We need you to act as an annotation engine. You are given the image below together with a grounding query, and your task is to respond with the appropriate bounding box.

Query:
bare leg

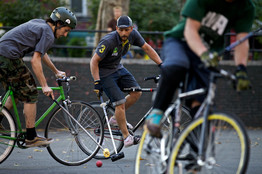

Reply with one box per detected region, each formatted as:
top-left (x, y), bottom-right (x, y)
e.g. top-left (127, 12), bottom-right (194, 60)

top-left (4, 96), bottom-right (17, 110)
top-left (125, 91), bottom-right (142, 110)
top-left (111, 91), bottom-right (141, 121)
top-left (114, 103), bottom-right (129, 139)
top-left (23, 103), bottom-right (36, 128)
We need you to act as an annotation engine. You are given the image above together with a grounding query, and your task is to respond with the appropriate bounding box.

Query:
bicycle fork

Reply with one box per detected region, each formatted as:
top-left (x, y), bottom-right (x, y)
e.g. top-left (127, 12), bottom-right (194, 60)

top-left (197, 80), bottom-right (217, 168)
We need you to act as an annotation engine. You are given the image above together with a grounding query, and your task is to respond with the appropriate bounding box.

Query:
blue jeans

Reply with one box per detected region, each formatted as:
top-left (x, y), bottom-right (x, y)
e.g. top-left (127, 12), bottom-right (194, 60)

top-left (153, 38), bottom-right (210, 110)
top-left (100, 68), bottom-right (140, 106)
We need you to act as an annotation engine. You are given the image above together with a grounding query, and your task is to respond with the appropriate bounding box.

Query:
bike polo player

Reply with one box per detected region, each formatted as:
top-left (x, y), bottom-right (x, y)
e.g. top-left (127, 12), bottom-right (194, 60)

top-left (0, 7), bottom-right (77, 147)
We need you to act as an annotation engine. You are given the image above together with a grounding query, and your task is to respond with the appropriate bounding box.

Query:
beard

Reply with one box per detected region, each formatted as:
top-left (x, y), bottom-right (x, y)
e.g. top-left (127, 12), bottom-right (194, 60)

top-left (121, 36), bottom-right (128, 41)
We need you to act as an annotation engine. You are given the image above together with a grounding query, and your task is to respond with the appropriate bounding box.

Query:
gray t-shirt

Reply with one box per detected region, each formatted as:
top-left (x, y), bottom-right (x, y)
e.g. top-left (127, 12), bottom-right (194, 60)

top-left (95, 29), bottom-right (145, 78)
top-left (0, 19), bottom-right (54, 59)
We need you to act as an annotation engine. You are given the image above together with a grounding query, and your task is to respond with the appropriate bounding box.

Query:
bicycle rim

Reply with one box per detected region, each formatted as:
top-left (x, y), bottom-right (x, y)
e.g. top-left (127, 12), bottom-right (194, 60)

top-left (0, 107), bottom-right (16, 164)
top-left (168, 113), bottom-right (249, 174)
top-left (89, 101), bottom-right (124, 159)
top-left (135, 115), bottom-right (173, 174)
top-left (46, 101), bottom-right (103, 166)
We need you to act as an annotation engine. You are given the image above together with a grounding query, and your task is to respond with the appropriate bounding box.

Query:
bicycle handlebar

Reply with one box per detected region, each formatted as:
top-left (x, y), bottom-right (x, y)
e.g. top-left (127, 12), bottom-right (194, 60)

top-left (57, 76), bottom-right (77, 82)
top-left (56, 76), bottom-right (77, 86)
top-left (219, 69), bottom-right (236, 81)
top-left (144, 75), bottom-right (160, 84)
top-left (122, 87), bottom-right (156, 92)
top-left (122, 75), bottom-right (160, 92)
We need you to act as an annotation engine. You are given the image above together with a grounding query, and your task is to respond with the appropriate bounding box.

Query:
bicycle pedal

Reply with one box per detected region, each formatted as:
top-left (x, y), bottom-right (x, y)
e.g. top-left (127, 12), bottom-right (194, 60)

top-left (133, 135), bottom-right (141, 144)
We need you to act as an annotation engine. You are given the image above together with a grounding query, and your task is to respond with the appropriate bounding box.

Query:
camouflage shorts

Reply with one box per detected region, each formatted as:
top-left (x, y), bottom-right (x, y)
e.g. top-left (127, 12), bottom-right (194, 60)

top-left (0, 56), bottom-right (38, 103)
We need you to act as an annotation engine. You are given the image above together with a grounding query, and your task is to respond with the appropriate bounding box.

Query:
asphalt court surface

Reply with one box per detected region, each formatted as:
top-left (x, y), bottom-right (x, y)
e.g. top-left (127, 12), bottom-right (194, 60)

top-left (0, 129), bottom-right (262, 174)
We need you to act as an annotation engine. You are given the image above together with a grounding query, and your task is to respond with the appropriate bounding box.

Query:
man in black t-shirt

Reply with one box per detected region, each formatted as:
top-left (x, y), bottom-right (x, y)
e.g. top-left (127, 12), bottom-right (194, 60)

top-left (90, 16), bottom-right (162, 147)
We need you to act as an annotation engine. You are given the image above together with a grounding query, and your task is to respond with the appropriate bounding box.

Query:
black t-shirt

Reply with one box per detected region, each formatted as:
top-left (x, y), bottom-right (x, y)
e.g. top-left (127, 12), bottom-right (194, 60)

top-left (95, 29), bottom-right (145, 77)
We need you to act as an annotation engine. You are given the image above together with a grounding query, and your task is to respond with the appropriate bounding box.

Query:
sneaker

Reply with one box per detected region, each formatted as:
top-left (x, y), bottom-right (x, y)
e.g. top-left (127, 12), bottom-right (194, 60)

top-left (109, 117), bottom-right (133, 129)
top-left (145, 109), bottom-right (163, 138)
top-left (25, 135), bottom-right (54, 148)
top-left (124, 134), bottom-right (141, 148)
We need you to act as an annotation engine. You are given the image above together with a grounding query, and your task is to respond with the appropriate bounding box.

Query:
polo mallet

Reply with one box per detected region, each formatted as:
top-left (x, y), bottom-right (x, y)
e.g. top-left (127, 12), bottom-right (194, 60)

top-left (100, 96), bottom-right (125, 162)
top-left (201, 27), bottom-right (262, 69)
top-left (220, 26), bottom-right (262, 57)
top-left (50, 92), bottom-right (111, 158)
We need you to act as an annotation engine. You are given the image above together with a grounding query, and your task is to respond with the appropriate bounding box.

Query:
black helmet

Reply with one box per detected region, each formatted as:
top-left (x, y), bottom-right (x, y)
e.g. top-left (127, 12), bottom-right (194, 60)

top-left (50, 7), bottom-right (77, 29)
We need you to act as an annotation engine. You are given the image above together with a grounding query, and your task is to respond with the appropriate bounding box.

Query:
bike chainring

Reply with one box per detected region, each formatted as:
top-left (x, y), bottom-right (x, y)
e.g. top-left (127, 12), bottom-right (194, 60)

top-left (17, 133), bottom-right (27, 149)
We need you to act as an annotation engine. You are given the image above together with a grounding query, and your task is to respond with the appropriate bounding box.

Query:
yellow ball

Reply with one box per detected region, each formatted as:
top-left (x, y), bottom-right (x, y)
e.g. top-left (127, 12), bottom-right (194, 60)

top-left (103, 148), bottom-right (110, 158)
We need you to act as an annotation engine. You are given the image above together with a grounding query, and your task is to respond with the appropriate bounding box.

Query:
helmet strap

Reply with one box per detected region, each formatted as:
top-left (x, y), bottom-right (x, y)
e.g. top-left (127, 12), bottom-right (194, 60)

top-left (54, 21), bottom-right (67, 38)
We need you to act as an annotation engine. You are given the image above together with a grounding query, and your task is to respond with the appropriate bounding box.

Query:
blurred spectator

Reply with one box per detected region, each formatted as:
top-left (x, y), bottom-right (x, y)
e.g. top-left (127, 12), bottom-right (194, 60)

top-left (107, 6), bottom-right (122, 32)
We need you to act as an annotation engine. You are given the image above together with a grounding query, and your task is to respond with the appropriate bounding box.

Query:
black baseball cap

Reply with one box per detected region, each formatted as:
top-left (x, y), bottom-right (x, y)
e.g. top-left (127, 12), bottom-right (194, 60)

top-left (117, 16), bottom-right (133, 28)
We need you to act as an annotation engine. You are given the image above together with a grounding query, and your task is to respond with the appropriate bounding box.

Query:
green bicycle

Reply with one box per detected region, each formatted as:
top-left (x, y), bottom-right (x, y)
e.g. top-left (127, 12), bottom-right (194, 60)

top-left (0, 76), bottom-right (105, 166)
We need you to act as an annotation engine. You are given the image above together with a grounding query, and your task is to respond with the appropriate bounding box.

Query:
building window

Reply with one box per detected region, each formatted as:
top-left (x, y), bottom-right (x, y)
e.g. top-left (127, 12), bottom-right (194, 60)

top-left (71, 0), bottom-right (87, 17)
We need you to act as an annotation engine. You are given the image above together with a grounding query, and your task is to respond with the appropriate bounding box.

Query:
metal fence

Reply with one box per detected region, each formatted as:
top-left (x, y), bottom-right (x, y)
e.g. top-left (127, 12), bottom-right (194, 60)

top-left (1, 26), bottom-right (262, 59)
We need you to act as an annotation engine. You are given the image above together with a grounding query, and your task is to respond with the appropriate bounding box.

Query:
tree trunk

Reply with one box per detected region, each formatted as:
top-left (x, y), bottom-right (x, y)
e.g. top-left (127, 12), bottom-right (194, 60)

top-left (94, 0), bottom-right (130, 47)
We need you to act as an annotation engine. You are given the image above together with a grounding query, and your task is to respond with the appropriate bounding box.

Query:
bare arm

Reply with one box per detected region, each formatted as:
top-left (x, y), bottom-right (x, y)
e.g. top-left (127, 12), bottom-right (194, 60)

top-left (184, 18), bottom-right (208, 57)
top-left (234, 33), bottom-right (249, 66)
top-left (31, 52), bottom-right (54, 99)
top-left (90, 53), bottom-right (102, 81)
top-left (42, 53), bottom-right (66, 77)
top-left (141, 43), bottom-right (162, 65)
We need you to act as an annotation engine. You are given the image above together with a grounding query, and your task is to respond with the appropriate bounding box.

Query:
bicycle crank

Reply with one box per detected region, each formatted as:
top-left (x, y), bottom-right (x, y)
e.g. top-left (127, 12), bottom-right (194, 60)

top-left (17, 133), bottom-right (27, 149)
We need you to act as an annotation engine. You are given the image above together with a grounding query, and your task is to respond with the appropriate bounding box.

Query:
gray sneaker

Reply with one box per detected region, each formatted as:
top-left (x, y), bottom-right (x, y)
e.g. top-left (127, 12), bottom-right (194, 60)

top-left (109, 117), bottom-right (133, 129)
top-left (25, 135), bottom-right (53, 148)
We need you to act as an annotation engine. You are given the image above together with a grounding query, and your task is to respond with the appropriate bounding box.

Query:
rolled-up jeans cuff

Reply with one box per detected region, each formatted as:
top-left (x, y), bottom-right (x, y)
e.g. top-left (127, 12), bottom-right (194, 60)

top-left (112, 99), bottom-right (126, 107)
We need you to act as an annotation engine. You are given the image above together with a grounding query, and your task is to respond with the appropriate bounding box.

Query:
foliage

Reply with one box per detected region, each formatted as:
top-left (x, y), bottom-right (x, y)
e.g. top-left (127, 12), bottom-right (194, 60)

top-left (252, 0), bottom-right (262, 46)
top-left (87, 0), bottom-right (183, 31)
top-left (88, 0), bottom-right (100, 30)
top-left (129, 0), bottom-right (183, 31)
top-left (0, 0), bottom-right (65, 27)
top-left (66, 38), bottom-right (87, 57)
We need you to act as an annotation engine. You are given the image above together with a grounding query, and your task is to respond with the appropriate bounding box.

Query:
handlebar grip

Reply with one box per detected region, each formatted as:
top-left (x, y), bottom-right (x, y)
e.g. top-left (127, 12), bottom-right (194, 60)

top-left (144, 75), bottom-right (160, 83)
top-left (69, 76), bottom-right (77, 81)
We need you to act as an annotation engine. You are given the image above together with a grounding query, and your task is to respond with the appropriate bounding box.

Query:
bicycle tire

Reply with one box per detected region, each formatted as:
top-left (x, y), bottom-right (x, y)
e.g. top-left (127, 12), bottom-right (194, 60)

top-left (0, 106), bottom-right (16, 164)
top-left (45, 100), bottom-right (104, 166)
top-left (89, 101), bottom-right (124, 159)
top-left (135, 106), bottom-right (191, 174)
top-left (168, 112), bottom-right (249, 174)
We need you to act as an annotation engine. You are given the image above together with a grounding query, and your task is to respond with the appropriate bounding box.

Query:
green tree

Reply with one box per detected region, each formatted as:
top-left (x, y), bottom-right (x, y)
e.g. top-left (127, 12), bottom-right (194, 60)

top-left (129, 0), bottom-right (183, 31)
top-left (0, 0), bottom-right (65, 27)
top-left (88, 0), bottom-right (183, 32)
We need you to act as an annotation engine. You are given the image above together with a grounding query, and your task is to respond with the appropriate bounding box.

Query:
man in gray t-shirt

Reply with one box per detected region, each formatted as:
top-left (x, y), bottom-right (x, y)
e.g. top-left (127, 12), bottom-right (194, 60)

top-left (90, 16), bottom-right (162, 148)
top-left (0, 7), bottom-right (77, 148)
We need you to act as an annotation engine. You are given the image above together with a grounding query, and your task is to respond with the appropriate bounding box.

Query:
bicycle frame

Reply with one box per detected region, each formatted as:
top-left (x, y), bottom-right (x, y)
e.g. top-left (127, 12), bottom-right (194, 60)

top-left (172, 69), bottom-right (236, 165)
top-left (0, 81), bottom-right (67, 141)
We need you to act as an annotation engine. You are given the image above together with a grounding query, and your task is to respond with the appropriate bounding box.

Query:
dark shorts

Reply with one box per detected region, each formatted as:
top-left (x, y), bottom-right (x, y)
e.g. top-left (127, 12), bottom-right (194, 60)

top-left (0, 56), bottom-right (38, 103)
top-left (101, 68), bottom-right (140, 106)
top-left (161, 38), bottom-right (210, 104)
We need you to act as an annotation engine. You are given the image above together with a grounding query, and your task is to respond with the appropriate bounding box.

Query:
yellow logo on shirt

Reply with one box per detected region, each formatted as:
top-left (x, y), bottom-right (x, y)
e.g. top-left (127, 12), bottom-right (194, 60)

top-left (99, 45), bottom-right (106, 53)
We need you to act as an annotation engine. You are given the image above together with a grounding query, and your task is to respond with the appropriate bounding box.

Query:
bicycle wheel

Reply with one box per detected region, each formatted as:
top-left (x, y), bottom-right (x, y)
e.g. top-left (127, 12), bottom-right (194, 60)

top-left (135, 106), bottom-right (192, 174)
top-left (0, 106), bottom-right (16, 164)
top-left (168, 112), bottom-right (249, 174)
top-left (89, 101), bottom-right (124, 159)
top-left (135, 115), bottom-right (174, 174)
top-left (45, 100), bottom-right (104, 166)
